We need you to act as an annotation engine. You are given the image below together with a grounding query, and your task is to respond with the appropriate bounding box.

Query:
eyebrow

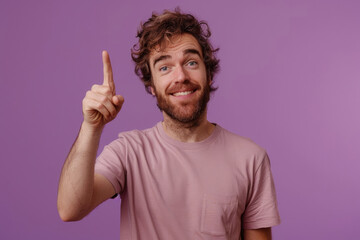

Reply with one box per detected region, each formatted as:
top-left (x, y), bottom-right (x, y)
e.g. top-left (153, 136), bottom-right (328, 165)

top-left (184, 48), bottom-right (202, 58)
top-left (152, 48), bottom-right (202, 68)
top-left (153, 55), bottom-right (171, 68)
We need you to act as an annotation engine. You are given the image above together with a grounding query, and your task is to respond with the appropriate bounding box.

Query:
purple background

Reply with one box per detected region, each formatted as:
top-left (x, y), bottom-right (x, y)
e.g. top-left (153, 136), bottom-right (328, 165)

top-left (1, 0), bottom-right (359, 239)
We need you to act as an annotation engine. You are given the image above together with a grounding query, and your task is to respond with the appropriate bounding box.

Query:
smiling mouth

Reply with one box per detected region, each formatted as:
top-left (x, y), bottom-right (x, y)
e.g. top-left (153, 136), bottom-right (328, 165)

top-left (172, 90), bottom-right (196, 96)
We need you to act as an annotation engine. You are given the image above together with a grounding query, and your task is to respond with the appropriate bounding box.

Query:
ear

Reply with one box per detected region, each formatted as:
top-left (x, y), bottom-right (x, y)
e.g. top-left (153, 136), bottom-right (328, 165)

top-left (150, 86), bottom-right (156, 96)
top-left (207, 70), bottom-right (212, 86)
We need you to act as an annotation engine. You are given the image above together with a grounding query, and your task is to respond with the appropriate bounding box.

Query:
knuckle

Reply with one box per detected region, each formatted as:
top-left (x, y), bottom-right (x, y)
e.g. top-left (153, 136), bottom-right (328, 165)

top-left (91, 84), bottom-right (100, 91)
top-left (104, 88), bottom-right (112, 95)
top-left (85, 90), bottom-right (92, 97)
top-left (95, 102), bottom-right (103, 110)
top-left (100, 96), bottom-right (108, 104)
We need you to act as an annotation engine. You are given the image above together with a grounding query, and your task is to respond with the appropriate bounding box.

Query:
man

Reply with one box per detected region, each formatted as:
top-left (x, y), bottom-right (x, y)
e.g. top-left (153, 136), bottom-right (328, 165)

top-left (57, 9), bottom-right (280, 240)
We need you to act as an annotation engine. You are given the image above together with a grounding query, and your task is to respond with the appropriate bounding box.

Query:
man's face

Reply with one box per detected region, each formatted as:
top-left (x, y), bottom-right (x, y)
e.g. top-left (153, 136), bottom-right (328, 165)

top-left (149, 34), bottom-right (210, 124)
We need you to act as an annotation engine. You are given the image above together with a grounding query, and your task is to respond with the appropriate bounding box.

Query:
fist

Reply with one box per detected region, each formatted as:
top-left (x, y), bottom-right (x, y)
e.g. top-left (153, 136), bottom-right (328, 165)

top-left (82, 51), bottom-right (124, 129)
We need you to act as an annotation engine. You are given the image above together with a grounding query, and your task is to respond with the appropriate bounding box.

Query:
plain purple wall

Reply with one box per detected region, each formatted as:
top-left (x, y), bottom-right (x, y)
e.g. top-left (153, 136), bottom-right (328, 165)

top-left (1, 0), bottom-right (359, 239)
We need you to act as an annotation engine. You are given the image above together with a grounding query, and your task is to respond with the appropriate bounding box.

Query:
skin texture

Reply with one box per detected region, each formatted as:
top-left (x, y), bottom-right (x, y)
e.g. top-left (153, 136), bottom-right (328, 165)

top-left (149, 34), bottom-right (215, 142)
top-left (57, 37), bottom-right (272, 239)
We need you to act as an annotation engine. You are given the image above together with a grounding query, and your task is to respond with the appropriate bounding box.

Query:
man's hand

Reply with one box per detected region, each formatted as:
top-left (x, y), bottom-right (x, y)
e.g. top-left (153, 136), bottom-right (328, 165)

top-left (82, 50), bottom-right (124, 130)
top-left (57, 51), bottom-right (122, 221)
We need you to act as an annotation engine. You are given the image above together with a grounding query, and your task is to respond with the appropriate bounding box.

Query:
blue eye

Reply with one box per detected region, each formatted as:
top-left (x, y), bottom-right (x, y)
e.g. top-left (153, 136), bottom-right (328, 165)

top-left (188, 61), bottom-right (197, 66)
top-left (160, 66), bottom-right (168, 71)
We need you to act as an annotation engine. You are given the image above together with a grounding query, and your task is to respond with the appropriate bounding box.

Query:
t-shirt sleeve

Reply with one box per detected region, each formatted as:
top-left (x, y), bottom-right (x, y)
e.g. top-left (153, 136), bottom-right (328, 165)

top-left (95, 137), bottom-right (127, 194)
top-left (242, 153), bottom-right (281, 229)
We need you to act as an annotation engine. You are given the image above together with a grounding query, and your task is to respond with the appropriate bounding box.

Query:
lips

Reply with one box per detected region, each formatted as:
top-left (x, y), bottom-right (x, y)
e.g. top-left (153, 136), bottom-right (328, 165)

top-left (172, 90), bottom-right (196, 96)
top-left (168, 82), bottom-right (200, 97)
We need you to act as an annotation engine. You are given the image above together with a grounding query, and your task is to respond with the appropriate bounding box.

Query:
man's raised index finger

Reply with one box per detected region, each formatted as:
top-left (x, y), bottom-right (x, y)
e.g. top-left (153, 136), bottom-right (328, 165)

top-left (102, 50), bottom-right (115, 93)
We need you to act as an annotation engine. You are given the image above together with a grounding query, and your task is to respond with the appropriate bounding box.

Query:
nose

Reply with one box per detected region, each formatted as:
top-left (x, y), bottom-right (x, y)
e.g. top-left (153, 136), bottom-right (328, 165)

top-left (174, 65), bottom-right (187, 83)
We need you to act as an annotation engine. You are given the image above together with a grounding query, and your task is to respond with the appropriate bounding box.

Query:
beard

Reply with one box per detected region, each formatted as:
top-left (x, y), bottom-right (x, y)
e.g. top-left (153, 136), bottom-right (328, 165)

top-left (154, 82), bottom-right (210, 124)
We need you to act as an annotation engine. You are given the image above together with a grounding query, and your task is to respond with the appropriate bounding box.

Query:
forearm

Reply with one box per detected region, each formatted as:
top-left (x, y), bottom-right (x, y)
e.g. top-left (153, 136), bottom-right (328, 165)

top-left (57, 122), bottom-right (103, 221)
top-left (57, 51), bottom-right (123, 221)
top-left (243, 228), bottom-right (272, 240)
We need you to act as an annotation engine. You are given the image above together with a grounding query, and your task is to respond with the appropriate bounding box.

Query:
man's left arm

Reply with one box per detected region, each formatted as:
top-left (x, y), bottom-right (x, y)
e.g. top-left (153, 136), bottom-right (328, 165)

top-left (243, 228), bottom-right (272, 240)
top-left (241, 152), bottom-right (280, 238)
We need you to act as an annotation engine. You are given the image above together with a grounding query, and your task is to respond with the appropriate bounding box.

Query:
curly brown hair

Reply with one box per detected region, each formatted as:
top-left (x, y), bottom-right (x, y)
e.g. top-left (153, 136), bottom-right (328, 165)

top-left (131, 8), bottom-right (220, 94)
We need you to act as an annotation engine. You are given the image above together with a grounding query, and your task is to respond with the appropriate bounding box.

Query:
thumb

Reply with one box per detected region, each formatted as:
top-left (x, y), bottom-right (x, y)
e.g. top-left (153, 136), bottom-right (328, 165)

top-left (112, 95), bottom-right (124, 111)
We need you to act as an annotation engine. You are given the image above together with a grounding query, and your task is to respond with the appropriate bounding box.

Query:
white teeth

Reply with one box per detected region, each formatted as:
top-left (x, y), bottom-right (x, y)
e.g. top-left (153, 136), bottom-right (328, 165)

top-left (173, 91), bottom-right (193, 96)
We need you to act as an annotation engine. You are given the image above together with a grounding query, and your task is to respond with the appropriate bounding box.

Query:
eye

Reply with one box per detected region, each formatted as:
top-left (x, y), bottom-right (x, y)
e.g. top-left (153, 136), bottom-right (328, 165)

top-left (159, 66), bottom-right (168, 72)
top-left (187, 61), bottom-right (198, 67)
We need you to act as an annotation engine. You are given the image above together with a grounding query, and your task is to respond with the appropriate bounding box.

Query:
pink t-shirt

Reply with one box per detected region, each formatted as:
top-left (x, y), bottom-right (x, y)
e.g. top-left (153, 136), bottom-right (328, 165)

top-left (95, 122), bottom-right (280, 239)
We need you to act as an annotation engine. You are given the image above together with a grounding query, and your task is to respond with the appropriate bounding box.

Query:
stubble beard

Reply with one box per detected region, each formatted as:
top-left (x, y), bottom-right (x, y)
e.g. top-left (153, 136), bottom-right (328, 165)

top-left (154, 83), bottom-right (211, 126)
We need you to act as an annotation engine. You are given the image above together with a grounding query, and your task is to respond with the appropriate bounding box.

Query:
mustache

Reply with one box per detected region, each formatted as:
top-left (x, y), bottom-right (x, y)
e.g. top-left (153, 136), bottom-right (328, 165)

top-left (166, 81), bottom-right (201, 94)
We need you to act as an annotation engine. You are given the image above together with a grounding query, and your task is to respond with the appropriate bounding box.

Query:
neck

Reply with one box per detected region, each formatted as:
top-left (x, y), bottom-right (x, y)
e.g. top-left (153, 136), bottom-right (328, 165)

top-left (161, 110), bottom-right (215, 142)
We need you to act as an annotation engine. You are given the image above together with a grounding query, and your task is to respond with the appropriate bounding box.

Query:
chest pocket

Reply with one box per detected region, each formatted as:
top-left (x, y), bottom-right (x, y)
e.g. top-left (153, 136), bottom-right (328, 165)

top-left (200, 194), bottom-right (240, 237)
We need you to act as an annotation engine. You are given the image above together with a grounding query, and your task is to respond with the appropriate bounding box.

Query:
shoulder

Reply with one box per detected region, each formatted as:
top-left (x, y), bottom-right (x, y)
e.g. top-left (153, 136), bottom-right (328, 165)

top-left (101, 124), bottom-right (159, 157)
top-left (216, 126), bottom-right (269, 172)
top-left (218, 126), bottom-right (267, 156)
top-left (118, 124), bottom-right (157, 141)
top-left (105, 123), bottom-right (160, 149)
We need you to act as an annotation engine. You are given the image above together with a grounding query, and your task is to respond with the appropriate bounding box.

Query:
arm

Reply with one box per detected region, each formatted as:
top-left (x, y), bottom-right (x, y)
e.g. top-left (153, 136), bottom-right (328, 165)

top-left (57, 51), bottom-right (124, 221)
top-left (242, 153), bottom-right (280, 239)
top-left (243, 228), bottom-right (272, 240)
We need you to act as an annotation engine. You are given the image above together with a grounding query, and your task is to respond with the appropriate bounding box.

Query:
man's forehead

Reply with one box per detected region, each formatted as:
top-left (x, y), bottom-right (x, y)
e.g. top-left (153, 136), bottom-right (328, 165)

top-left (149, 34), bottom-right (202, 59)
